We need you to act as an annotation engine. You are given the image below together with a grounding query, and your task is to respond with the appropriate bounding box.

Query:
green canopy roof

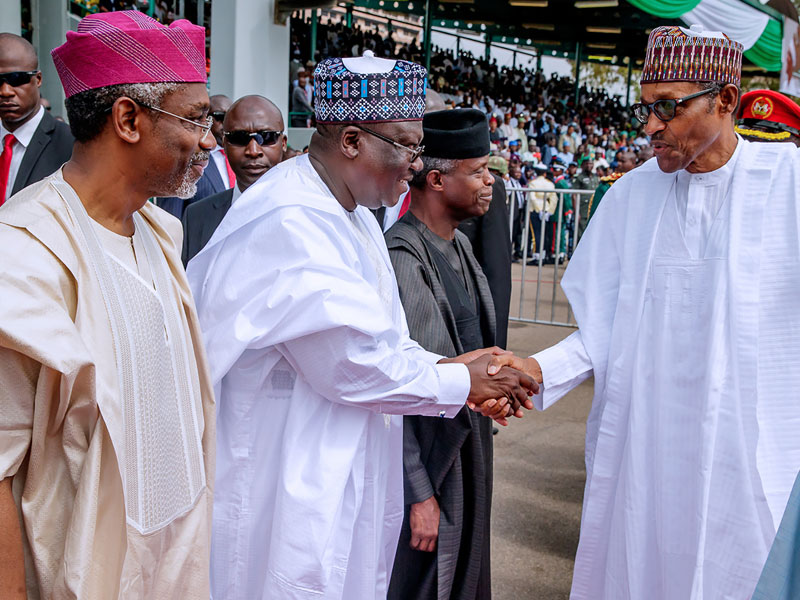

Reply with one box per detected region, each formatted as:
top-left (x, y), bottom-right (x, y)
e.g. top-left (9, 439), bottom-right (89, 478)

top-left (347, 0), bottom-right (787, 72)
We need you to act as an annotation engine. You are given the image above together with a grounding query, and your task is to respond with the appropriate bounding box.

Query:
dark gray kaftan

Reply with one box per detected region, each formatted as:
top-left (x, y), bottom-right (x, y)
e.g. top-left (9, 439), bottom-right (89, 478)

top-left (386, 211), bottom-right (496, 600)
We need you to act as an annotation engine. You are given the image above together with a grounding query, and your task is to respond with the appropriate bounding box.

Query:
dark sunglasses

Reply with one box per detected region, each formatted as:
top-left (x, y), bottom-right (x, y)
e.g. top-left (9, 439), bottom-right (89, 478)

top-left (210, 110), bottom-right (226, 122)
top-left (631, 88), bottom-right (715, 125)
top-left (0, 70), bottom-right (39, 87)
top-left (224, 130), bottom-right (283, 147)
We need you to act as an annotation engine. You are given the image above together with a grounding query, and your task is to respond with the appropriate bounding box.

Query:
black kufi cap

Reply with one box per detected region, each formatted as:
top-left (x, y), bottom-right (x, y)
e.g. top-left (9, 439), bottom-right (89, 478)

top-left (422, 108), bottom-right (490, 160)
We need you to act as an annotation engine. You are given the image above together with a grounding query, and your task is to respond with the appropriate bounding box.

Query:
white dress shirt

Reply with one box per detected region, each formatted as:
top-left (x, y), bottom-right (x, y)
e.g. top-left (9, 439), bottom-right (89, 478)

top-left (381, 190), bottom-right (406, 232)
top-left (1, 105), bottom-right (45, 199)
top-left (210, 147), bottom-right (232, 189)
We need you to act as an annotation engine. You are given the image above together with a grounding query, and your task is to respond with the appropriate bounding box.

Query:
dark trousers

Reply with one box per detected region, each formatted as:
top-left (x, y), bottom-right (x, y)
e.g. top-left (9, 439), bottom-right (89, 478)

top-left (512, 202), bottom-right (525, 257)
top-left (528, 212), bottom-right (553, 257)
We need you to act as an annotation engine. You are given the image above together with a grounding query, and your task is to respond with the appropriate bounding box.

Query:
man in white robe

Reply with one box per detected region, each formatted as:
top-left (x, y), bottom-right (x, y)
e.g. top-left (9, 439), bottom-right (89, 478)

top-left (0, 12), bottom-right (216, 599)
top-left (188, 53), bottom-right (536, 600)
top-left (495, 25), bottom-right (800, 600)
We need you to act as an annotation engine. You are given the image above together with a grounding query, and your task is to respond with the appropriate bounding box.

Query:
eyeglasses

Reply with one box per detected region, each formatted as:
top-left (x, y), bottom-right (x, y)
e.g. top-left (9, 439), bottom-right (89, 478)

top-left (133, 100), bottom-right (213, 142)
top-left (354, 125), bottom-right (425, 163)
top-left (631, 88), bottom-right (715, 125)
top-left (0, 70), bottom-right (39, 87)
top-left (210, 110), bottom-right (226, 122)
top-left (224, 130), bottom-right (284, 147)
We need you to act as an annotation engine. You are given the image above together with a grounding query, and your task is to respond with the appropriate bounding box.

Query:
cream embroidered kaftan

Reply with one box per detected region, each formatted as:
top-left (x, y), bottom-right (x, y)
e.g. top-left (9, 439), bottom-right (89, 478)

top-left (0, 171), bottom-right (215, 599)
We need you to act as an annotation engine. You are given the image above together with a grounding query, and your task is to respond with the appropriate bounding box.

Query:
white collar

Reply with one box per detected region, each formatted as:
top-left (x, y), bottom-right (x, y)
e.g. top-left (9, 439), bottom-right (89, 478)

top-left (232, 184), bottom-right (243, 204)
top-left (678, 135), bottom-right (743, 185)
top-left (0, 105), bottom-right (45, 148)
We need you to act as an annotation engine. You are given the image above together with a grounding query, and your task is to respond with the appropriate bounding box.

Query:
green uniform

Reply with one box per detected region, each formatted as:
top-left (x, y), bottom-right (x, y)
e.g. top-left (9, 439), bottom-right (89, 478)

top-left (553, 176), bottom-right (573, 254)
top-left (573, 171), bottom-right (599, 238)
top-left (587, 172), bottom-right (623, 222)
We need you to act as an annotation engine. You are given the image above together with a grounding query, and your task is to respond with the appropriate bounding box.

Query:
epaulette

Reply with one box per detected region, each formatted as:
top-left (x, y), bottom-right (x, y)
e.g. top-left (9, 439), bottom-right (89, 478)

top-left (734, 125), bottom-right (793, 141)
top-left (600, 172), bottom-right (624, 183)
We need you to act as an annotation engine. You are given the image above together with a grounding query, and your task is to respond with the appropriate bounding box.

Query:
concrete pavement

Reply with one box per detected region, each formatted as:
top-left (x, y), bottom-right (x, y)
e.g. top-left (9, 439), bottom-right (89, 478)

top-left (490, 262), bottom-right (593, 600)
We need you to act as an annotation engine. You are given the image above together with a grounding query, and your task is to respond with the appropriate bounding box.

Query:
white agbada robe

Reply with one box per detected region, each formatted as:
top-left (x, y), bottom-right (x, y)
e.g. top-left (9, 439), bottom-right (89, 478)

top-left (187, 154), bottom-right (471, 600)
top-left (531, 139), bottom-right (800, 599)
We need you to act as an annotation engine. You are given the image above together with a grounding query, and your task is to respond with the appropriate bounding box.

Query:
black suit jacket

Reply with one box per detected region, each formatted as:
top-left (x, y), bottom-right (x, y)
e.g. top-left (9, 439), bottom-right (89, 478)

top-left (158, 159), bottom-right (227, 219)
top-left (457, 176), bottom-right (513, 348)
top-left (11, 111), bottom-right (74, 195)
top-left (181, 187), bottom-right (234, 266)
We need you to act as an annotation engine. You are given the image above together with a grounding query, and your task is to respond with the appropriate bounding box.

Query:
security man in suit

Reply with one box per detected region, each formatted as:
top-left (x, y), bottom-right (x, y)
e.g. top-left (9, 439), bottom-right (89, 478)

top-left (0, 34), bottom-right (73, 205)
top-left (181, 94), bottom-right (286, 265)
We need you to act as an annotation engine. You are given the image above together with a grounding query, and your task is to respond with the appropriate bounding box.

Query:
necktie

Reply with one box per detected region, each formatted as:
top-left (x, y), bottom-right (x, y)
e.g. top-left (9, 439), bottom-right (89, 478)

top-left (220, 149), bottom-right (236, 189)
top-left (0, 134), bottom-right (16, 206)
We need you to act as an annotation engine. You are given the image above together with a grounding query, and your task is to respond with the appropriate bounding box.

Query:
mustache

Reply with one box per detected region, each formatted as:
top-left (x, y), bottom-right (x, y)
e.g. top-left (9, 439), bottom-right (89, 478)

top-left (191, 151), bottom-right (210, 162)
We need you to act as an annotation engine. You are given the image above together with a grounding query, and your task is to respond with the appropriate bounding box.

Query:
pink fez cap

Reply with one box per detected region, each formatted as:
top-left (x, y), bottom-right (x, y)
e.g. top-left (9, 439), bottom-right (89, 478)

top-left (51, 11), bottom-right (206, 99)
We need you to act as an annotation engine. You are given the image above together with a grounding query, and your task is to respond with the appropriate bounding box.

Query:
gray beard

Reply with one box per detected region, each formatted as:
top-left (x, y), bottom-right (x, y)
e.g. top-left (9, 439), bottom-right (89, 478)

top-left (169, 151), bottom-right (208, 199)
top-left (173, 167), bottom-right (199, 199)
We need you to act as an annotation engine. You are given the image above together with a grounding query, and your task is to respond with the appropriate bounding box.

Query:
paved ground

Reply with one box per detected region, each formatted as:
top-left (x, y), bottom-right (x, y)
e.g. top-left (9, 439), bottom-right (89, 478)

top-left (490, 263), bottom-right (593, 600)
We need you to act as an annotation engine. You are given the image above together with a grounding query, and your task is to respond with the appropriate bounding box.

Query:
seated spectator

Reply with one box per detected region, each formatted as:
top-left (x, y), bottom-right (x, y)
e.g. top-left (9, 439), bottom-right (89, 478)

top-left (556, 139), bottom-right (573, 165)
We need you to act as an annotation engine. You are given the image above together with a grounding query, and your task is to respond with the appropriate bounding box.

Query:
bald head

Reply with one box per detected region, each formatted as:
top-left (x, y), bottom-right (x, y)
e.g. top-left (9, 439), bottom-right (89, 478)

top-left (209, 94), bottom-right (232, 145)
top-left (222, 95), bottom-right (286, 191)
top-left (224, 95), bottom-right (284, 132)
top-left (425, 89), bottom-right (446, 114)
top-left (0, 34), bottom-right (42, 130)
top-left (210, 94), bottom-right (231, 108)
top-left (615, 150), bottom-right (637, 173)
top-left (637, 146), bottom-right (654, 164)
top-left (0, 34), bottom-right (38, 70)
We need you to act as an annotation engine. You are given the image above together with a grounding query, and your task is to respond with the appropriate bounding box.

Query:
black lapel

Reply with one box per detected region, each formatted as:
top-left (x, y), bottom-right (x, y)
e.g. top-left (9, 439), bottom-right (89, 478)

top-left (12, 111), bottom-right (55, 195)
top-left (371, 206), bottom-right (386, 229)
top-left (212, 188), bottom-right (234, 210)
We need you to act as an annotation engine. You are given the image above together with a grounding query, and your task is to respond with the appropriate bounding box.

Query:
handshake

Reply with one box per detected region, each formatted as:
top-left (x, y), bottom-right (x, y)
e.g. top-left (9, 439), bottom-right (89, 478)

top-left (439, 348), bottom-right (543, 426)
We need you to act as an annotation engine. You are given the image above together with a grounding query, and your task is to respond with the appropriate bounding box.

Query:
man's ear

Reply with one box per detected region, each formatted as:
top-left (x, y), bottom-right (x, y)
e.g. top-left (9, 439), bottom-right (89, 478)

top-left (110, 97), bottom-right (143, 144)
top-left (426, 169), bottom-right (445, 192)
top-left (718, 84), bottom-right (740, 118)
top-left (340, 126), bottom-right (361, 160)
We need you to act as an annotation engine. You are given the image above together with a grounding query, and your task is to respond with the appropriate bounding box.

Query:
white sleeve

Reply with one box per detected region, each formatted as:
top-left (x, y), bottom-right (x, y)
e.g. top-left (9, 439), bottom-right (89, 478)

top-left (529, 330), bottom-right (593, 410)
top-left (191, 206), bottom-right (469, 418)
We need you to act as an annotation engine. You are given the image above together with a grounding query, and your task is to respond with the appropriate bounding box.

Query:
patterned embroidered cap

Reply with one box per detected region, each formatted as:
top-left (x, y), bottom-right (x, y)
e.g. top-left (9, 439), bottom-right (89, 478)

top-left (640, 24), bottom-right (743, 87)
top-left (313, 50), bottom-right (427, 124)
top-left (51, 10), bottom-right (206, 99)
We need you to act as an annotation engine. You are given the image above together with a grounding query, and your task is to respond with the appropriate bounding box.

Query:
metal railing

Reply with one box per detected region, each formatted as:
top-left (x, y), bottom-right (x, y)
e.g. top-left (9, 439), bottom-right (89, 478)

top-left (505, 186), bottom-right (595, 328)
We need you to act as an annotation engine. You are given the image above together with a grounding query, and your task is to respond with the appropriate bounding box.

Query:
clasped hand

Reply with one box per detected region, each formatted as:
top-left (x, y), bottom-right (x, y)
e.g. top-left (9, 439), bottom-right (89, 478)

top-left (440, 348), bottom-right (543, 426)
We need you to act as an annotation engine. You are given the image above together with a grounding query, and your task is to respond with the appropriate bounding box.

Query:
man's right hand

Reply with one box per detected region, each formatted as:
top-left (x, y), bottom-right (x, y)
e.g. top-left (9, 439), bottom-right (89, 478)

top-left (465, 354), bottom-right (538, 423)
top-left (0, 477), bottom-right (27, 599)
top-left (409, 495), bottom-right (440, 552)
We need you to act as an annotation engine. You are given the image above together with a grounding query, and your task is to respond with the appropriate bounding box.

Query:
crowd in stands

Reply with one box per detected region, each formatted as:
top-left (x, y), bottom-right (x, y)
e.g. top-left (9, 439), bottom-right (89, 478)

top-left (289, 13), bottom-right (653, 178)
top-left (289, 13), bottom-right (655, 264)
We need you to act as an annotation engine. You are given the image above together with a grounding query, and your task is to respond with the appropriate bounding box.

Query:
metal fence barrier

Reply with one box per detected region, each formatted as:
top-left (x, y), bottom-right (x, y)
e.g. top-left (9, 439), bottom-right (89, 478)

top-left (505, 186), bottom-right (595, 328)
